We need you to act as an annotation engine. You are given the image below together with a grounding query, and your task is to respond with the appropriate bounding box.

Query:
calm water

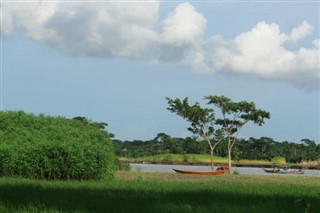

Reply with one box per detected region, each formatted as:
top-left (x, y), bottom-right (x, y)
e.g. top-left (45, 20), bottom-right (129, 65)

top-left (130, 163), bottom-right (320, 176)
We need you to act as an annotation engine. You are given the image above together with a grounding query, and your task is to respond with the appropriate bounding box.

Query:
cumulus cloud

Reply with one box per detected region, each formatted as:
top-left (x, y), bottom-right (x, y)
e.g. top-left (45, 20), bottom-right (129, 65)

top-left (1, 1), bottom-right (319, 90)
top-left (1, 1), bottom-right (159, 58)
top-left (157, 3), bottom-right (206, 63)
top-left (160, 3), bottom-right (206, 46)
top-left (202, 21), bottom-right (319, 89)
top-left (289, 21), bottom-right (313, 41)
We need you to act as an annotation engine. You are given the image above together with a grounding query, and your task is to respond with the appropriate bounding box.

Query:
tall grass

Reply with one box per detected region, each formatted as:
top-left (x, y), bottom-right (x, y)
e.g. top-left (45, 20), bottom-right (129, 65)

top-left (0, 173), bottom-right (319, 213)
top-left (0, 111), bottom-right (116, 180)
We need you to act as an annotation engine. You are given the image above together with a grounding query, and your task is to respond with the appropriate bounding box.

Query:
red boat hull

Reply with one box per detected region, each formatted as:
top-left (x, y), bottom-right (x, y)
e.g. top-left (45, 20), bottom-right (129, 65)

top-left (173, 168), bottom-right (227, 175)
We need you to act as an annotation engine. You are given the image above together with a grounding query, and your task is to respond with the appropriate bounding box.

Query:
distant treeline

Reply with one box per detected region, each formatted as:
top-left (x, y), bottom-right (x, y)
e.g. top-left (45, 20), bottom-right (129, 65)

top-left (112, 133), bottom-right (320, 163)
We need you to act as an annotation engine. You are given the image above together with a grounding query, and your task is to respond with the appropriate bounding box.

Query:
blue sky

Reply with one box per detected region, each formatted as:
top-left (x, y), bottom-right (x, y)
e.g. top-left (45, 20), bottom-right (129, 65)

top-left (1, 1), bottom-right (319, 143)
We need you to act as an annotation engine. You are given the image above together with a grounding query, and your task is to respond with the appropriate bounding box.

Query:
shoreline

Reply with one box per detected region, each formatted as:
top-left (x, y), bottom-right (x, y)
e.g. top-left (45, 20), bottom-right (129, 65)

top-left (128, 163), bottom-right (320, 176)
top-left (120, 160), bottom-right (320, 170)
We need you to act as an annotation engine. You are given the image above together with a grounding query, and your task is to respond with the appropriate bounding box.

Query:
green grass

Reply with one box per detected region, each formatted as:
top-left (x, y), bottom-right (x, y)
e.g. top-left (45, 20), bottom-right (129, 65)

top-left (120, 154), bottom-right (229, 165)
top-left (0, 172), bottom-right (319, 213)
top-left (119, 154), bottom-right (278, 167)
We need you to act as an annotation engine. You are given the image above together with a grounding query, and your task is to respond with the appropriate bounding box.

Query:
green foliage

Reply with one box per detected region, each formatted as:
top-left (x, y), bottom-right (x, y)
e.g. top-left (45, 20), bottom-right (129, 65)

top-left (0, 111), bottom-right (115, 180)
top-left (166, 95), bottom-right (271, 172)
top-left (166, 97), bottom-right (215, 136)
top-left (166, 97), bottom-right (223, 170)
top-left (272, 157), bottom-right (286, 165)
top-left (204, 95), bottom-right (270, 172)
top-left (113, 135), bottom-right (320, 166)
top-left (233, 170), bottom-right (240, 175)
top-left (205, 95), bottom-right (271, 127)
top-left (115, 159), bottom-right (131, 171)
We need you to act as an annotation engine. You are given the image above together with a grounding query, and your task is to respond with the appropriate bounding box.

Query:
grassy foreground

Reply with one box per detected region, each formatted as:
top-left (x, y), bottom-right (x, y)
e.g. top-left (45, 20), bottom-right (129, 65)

top-left (0, 172), bottom-right (319, 213)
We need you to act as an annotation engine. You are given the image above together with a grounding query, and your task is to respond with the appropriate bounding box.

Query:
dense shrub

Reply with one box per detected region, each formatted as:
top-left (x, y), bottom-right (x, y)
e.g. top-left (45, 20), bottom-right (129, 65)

top-left (0, 111), bottom-right (115, 180)
top-left (272, 157), bottom-right (286, 165)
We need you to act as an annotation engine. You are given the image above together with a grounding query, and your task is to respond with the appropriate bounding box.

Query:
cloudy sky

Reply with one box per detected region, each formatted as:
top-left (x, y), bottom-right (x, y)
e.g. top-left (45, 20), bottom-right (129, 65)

top-left (1, 0), bottom-right (319, 143)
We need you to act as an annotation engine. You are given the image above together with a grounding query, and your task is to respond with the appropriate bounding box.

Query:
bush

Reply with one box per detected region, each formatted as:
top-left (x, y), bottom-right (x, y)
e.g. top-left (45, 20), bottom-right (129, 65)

top-left (115, 159), bottom-right (131, 171)
top-left (272, 157), bottom-right (286, 165)
top-left (0, 111), bottom-right (115, 180)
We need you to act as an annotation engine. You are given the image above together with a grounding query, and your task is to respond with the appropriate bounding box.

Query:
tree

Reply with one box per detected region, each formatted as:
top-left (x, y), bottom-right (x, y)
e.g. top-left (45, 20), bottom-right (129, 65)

top-left (166, 97), bottom-right (223, 170)
top-left (301, 139), bottom-right (319, 161)
top-left (205, 95), bottom-right (270, 173)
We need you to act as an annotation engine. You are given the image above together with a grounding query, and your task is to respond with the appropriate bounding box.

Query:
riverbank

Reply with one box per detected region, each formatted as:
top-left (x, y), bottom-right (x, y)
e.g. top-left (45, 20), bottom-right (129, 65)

top-left (118, 154), bottom-right (320, 169)
top-left (129, 163), bottom-right (320, 176)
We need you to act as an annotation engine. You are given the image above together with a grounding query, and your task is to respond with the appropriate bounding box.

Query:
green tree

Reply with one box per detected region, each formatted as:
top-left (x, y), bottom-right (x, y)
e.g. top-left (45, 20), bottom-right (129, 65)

top-left (205, 95), bottom-right (270, 173)
top-left (301, 139), bottom-right (319, 161)
top-left (166, 97), bottom-right (223, 170)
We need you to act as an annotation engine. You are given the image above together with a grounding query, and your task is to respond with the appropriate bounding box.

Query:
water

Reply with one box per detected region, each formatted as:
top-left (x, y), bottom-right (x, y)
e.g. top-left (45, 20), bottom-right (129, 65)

top-left (130, 163), bottom-right (320, 176)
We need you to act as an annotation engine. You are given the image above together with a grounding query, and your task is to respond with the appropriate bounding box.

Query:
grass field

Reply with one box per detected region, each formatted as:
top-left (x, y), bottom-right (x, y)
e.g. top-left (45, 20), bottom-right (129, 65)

top-left (0, 172), bottom-right (319, 213)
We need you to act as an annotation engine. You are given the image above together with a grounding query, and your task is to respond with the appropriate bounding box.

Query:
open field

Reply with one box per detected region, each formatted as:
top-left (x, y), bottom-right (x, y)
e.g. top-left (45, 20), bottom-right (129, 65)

top-left (0, 172), bottom-right (319, 213)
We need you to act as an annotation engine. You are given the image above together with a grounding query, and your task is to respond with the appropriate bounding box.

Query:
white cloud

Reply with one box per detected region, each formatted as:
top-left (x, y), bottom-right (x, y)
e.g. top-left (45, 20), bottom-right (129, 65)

top-left (0, 2), bottom-right (59, 39)
top-left (1, 1), bottom-right (159, 58)
top-left (156, 3), bottom-right (207, 63)
top-left (0, 7), bottom-right (13, 37)
top-left (230, 22), bottom-right (295, 76)
top-left (1, 2), bottom-right (319, 90)
top-left (200, 21), bottom-right (319, 90)
top-left (160, 3), bottom-right (206, 46)
top-left (290, 21), bottom-right (313, 41)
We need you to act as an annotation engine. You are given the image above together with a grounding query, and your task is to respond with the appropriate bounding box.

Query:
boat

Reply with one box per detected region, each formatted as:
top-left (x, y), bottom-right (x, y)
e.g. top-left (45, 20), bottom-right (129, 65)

top-left (262, 168), bottom-right (305, 174)
top-left (173, 167), bottom-right (229, 175)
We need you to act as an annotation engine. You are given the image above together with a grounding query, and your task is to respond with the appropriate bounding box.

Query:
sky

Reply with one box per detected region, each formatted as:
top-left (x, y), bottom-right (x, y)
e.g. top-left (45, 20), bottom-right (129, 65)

top-left (0, 0), bottom-right (319, 143)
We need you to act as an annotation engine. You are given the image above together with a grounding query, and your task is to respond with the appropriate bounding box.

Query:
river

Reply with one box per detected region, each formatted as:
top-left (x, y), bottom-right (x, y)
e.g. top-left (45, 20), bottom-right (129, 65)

top-left (130, 163), bottom-right (320, 176)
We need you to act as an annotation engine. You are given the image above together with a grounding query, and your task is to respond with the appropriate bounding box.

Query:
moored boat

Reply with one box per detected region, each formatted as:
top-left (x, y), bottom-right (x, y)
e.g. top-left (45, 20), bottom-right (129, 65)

top-left (262, 168), bottom-right (305, 174)
top-left (173, 167), bottom-right (229, 175)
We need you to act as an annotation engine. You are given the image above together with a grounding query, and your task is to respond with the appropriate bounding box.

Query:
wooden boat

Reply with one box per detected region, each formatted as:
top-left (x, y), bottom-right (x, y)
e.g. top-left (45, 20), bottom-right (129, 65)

top-left (173, 167), bottom-right (229, 175)
top-left (262, 168), bottom-right (305, 174)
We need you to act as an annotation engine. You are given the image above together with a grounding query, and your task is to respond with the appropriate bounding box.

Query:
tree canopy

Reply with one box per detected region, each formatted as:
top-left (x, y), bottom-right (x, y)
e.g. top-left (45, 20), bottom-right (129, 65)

top-left (113, 134), bottom-right (319, 164)
top-left (166, 97), bottom-right (222, 170)
top-left (205, 95), bottom-right (270, 172)
top-left (165, 95), bottom-right (270, 173)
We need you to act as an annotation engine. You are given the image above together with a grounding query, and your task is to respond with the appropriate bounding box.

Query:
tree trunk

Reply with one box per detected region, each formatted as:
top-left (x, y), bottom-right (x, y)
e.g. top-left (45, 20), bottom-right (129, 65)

top-left (210, 148), bottom-right (214, 171)
top-left (203, 132), bottom-right (215, 171)
top-left (227, 137), bottom-right (232, 174)
top-left (228, 147), bottom-right (232, 174)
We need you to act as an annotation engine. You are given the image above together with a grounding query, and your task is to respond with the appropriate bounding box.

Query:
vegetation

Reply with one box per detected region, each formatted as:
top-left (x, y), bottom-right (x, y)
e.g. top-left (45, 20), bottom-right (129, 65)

top-left (0, 106), bottom-right (318, 213)
top-left (272, 157), bottom-right (287, 165)
top-left (119, 154), bottom-right (281, 167)
top-left (0, 111), bottom-right (116, 180)
top-left (0, 173), bottom-right (319, 213)
top-left (205, 95), bottom-right (270, 173)
top-left (113, 134), bottom-right (320, 168)
top-left (166, 95), bottom-right (270, 173)
top-left (119, 154), bottom-right (229, 165)
top-left (166, 97), bottom-right (221, 170)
